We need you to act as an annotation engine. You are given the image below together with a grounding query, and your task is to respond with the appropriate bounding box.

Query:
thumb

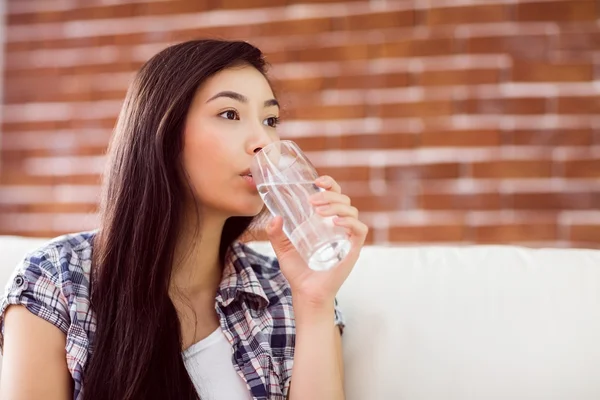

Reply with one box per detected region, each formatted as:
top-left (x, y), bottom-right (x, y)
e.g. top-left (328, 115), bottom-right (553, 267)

top-left (265, 216), bottom-right (296, 260)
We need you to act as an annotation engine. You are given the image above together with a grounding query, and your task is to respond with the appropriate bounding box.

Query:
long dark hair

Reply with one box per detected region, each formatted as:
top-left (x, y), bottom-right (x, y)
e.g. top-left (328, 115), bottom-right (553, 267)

top-left (83, 40), bottom-right (270, 400)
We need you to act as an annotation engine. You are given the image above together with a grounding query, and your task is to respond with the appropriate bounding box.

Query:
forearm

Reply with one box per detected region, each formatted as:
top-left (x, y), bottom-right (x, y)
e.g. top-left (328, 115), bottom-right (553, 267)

top-left (289, 301), bottom-right (344, 400)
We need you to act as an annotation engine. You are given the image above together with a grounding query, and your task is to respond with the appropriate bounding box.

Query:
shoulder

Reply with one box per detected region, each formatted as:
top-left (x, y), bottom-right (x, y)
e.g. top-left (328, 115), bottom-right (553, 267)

top-left (1, 230), bottom-right (96, 334)
top-left (236, 242), bottom-right (280, 275)
top-left (234, 242), bottom-right (291, 300)
top-left (0, 231), bottom-right (97, 385)
top-left (16, 230), bottom-right (96, 290)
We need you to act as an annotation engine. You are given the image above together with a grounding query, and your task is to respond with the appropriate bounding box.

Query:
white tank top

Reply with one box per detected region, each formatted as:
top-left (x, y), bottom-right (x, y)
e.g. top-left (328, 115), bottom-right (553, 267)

top-left (182, 327), bottom-right (253, 400)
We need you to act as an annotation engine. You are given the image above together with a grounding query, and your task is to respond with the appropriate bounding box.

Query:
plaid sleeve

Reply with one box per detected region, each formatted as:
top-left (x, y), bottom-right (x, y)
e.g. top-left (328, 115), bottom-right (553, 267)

top-left (0, 251), bottom-right (70, 354)
top-left (334, 297), bottom-right (345, 335)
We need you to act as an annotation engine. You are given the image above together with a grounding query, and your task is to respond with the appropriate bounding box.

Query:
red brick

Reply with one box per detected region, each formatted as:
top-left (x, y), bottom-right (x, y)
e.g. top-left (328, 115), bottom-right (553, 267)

top-left (418, 68), bottom-right (501, 86)
top-left (286, 43), bottom-right (372, 63)
top-left (0, 172), bottom-right (102, 186)
top-left (284, 137), bottom-right (331, 152)
top-left (324, 75), bottom-right (364, 90)
top-left (273, 77), bottom-right (325, 94)
top-left (315, 166), bottom-right (370, 182)
top-left (380, 72), bottom-right (411, 88)
top-left (512, 61), bottom-right (594, 82)
top-left (0, 228), bottom-right (66, 239)
top-left (563, 158), bottom-right (600, 178)
top-left (6, 62), bottom-right (139, 80)
top-left (323, 73), bottom-right (411, 90)
top-left (569, 225), bottom-right (600, 243)
top-left (217, 0), bottom-right (286, 9)
top-left (328, 75), bottom-right (372, 90)
top-left (2, 118), bottom-right (117, 133)
top-left (288, 104), bottom-right (367, 120)
top-left (557, 96), bottom-right (600, 114)
top-left (2, 146), bottom-right (105, 159)
top-left (502, 97), bottom-right (549, 114)
top-left (377, 100), bottom-right (454, 118)
top-left (6, 33), bottom-right (147, 53)
top-left (294, 74), bottom-right (400, 91)
top-left (462, 97), bottom-right (547, 115)
top-left (7, 5), bottom-right (134, 24)
top-left (340, 133), bottom-right (416, 149)
top-left (516, 1), bottom-right (597, 22)
top-left (557, 30), bottom-right (600, 52)
top-left (426, 4), bottom-right (508, 25)
top-left (351, 194), bottom-right (402, 212)
top-left (257, 17), bottom-right (332, 36)
top-left (334, 10), bottom-right (415, 30)
top-left (5, 84), bottom-right (125, 104)
top-left (420, 193), bottom-right (502, 210)
top-left (505, 129), bottom-right (593, 146)
top-left (386, 163), bottom-right (461, 181)
top-left (294, 0), bottom-right (364, 3)
top-left (380, 37), bottom-right (455, 58)
top-left (389, 224), bottom-right (466, 242)
top-left (472, 161), bottom-right (553, 178)
top-left (474, 223), bottom-right (558, 243)
top-left (141, 0), bottom-right (214, 14)
top-left (421, 129), bottom-right (502, 147)
top-left (0, 203), bottom-right (98, 214)
top-left (509, 192), bottom-right (598, 210)
top-left (466, 35), bottom-right (549, 60)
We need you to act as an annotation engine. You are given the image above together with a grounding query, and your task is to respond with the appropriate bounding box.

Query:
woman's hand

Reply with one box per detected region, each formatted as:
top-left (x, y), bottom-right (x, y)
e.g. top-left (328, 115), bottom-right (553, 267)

top-left (265, 175), bottom-right (369, 307)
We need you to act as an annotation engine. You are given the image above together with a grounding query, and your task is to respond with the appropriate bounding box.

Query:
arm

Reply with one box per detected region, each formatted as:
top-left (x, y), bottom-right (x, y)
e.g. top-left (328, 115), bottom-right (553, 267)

top-left (0, 306), bottom-right (71, 400)
top-left (266, 175), bottom-right (366, 400)
top-left (288, 301), bottom-right (345, 400)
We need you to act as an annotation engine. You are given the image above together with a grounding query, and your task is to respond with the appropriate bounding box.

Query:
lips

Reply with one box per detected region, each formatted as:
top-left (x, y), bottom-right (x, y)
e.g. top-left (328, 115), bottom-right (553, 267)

top-left (240, 169), bottom-right (255, 187)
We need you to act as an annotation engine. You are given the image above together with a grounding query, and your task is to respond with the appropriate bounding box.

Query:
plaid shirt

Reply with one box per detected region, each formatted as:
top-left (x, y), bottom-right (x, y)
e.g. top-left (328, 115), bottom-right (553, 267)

top-left (0, 231), bottom-right (344, 400)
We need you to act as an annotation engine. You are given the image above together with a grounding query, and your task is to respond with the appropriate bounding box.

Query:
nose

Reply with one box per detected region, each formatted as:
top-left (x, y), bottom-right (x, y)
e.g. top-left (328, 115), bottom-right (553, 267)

top-left (248, 125), bottom-right (274, 155)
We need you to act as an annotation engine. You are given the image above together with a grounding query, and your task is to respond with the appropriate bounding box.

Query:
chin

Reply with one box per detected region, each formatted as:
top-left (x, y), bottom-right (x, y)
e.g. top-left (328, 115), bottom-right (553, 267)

top-left (225, 200), bottom-right (265, 218)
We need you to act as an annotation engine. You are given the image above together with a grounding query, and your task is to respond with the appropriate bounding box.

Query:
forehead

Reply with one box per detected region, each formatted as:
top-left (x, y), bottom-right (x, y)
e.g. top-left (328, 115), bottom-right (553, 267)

top-left (195, 65), bottom-right (275, 102)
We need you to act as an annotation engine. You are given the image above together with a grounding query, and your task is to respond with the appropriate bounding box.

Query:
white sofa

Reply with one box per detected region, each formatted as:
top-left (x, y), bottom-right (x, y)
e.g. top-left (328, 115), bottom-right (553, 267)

top-left (2, 236), bottom-right (600, 399)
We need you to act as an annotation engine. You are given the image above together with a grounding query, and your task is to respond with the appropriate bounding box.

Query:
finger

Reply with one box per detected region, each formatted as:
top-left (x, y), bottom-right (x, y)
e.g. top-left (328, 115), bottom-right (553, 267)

top-left (309, 190), bottom-right (351, 206)
top-left (315, 175), bottom-right (341, 194)
top-left (265, 216), bottom-right (296, 259)
top-left (315, 203), bottom-right (359, 219)
top-left (333, 217), bottom-right (369, 244)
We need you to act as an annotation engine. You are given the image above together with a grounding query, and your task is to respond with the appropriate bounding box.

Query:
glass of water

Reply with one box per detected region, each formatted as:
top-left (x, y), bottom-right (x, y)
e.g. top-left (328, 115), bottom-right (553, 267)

top-left (250, 140), bottom-right (351, 271)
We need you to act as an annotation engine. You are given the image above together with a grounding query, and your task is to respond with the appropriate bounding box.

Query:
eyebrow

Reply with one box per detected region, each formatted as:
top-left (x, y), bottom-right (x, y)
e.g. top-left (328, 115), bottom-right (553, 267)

top-left (207, 90), bottom-right (279, 108)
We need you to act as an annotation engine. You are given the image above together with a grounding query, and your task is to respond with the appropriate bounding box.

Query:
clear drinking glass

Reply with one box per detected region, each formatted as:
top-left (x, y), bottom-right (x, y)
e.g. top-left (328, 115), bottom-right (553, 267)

top-left (250, 140), bottom-right (351, 271)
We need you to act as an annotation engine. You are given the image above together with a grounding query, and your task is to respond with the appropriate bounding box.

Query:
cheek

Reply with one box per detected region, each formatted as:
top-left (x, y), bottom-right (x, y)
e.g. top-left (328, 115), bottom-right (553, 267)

top-left (182, 126), bottom-right (232, 197)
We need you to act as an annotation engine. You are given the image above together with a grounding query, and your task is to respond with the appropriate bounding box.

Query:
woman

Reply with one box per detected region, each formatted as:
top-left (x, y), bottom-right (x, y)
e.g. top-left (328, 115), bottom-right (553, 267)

top-left (0, 40), bottom-right (368, 400)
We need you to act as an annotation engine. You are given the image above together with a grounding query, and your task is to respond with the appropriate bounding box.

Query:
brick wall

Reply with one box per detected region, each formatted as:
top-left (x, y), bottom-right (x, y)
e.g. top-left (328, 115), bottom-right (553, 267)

top-left (1, 0), bottom-right (599, 248)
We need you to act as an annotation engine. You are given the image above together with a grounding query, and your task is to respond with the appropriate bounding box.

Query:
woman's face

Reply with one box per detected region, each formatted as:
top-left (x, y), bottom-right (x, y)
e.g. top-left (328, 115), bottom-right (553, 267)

top-left (182, 65), bottom-right (280, 218)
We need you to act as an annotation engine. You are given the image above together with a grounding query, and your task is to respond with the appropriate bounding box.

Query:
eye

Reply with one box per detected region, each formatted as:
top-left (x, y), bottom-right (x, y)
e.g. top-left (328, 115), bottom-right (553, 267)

top-left (218, 110), bottom-right (239, 120)
top-left (264, 116), bottom-right (280, 128)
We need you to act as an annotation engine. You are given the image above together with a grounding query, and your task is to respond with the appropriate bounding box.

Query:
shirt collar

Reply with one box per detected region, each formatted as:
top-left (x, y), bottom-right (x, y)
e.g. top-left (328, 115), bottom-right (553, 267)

top-left (217, 241), bottom-right (269, 309)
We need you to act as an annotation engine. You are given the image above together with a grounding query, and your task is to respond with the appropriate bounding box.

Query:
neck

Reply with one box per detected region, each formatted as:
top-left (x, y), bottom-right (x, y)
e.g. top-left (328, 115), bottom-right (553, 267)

top-left (170, 209), bottom-right (227, 297)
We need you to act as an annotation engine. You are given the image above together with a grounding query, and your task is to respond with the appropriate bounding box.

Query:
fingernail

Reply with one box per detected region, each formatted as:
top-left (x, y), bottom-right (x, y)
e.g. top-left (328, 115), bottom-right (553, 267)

top-left (316, 205), bottom-right (329, 213)
top-left (316, 177), bottom-right (330, 186)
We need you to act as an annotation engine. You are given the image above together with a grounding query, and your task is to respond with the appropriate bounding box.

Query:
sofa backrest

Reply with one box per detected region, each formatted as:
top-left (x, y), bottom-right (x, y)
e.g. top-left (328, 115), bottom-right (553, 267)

top-left (249, 242), bottom-right (600, 400)
top-left (2, 237), bottom-right (600, 399)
